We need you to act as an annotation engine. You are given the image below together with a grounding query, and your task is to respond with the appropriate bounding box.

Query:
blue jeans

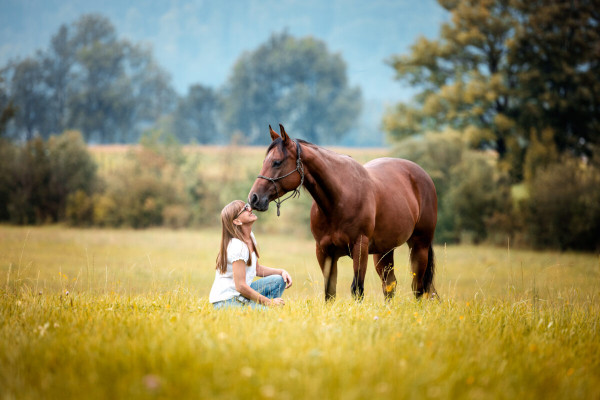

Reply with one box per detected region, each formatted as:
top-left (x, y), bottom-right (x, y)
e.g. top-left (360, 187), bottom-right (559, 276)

top-left (212, 275), bottom-right (286, 310)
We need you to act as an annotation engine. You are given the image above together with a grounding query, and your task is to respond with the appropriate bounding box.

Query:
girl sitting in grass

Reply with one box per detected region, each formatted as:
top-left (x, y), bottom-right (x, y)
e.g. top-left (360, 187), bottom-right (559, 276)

top-left (209, 200), bottom-right (293, 309)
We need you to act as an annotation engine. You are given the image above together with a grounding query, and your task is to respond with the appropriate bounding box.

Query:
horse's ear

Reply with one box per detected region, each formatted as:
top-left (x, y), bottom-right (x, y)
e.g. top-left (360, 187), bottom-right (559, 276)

top-left (279, 124), bottom-right (289, 143)
top-left (269, 125), bottom-right (280, 141)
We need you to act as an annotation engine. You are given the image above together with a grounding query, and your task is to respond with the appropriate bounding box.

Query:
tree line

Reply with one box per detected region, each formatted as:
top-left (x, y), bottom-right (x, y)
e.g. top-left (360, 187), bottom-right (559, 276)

top-left (1, 0), bottom-right (599, 251)
top-left (0, 14), bottom-right (362, 145)
top-left (384, 0), bottom-right (599, 182)
top-left (385, 0), bottom-right (600, 250)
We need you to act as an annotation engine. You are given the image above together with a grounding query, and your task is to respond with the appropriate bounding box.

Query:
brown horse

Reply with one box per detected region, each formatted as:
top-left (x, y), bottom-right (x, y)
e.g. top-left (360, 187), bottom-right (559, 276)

top-left (248, 124), bottom-right (438, 300)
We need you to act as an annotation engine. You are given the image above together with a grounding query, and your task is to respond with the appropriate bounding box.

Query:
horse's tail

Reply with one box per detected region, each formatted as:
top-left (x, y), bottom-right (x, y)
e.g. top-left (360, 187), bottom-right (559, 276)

top-left (423, 245), bottom-right (437, 297)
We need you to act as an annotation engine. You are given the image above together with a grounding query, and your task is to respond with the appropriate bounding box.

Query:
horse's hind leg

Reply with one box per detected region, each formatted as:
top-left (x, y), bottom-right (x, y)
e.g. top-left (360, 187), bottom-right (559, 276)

top-left (316, 245), bottom-right (338, 301)
top-left (373, 251), bottom-right (397, 300)
top-left (408, 237), bottom-right (436, 299)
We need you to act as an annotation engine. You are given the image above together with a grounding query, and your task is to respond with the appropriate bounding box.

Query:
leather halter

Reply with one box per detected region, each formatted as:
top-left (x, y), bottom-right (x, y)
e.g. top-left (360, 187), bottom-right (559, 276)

top-left (257, 139), bottom-right (305, 216)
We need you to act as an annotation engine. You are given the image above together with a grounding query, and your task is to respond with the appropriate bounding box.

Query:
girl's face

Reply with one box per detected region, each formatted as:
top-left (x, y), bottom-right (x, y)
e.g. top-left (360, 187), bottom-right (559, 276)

top-left (235, 203), bottom-right (251, 219)
top-left (234, 203), bottom-right (257, 225)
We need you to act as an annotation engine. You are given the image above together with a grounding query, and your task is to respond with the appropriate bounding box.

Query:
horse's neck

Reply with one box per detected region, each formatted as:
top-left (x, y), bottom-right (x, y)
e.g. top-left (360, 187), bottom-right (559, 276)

top-left (301, 145), bottom-right (348, 213)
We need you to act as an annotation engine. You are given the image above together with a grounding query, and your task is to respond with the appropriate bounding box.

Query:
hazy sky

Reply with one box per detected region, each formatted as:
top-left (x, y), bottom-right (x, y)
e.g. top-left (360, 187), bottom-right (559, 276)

top-left (0, 0), bottom-right (447, 105)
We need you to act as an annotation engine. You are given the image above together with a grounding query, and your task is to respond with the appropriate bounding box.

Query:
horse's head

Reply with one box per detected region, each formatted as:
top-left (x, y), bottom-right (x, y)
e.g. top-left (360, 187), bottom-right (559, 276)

top-left (248, 124), bottom-right (304, 213)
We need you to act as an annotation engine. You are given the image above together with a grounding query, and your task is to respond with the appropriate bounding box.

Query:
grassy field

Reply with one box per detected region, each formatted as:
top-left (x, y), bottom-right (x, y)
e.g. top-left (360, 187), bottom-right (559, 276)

top-left (1, 225), bottom-right (599, 399)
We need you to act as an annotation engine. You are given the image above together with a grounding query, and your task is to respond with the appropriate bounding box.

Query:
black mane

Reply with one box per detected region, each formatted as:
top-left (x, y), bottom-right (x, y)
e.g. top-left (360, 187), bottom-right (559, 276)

top-left (266, 137), bottom-right (284, 155)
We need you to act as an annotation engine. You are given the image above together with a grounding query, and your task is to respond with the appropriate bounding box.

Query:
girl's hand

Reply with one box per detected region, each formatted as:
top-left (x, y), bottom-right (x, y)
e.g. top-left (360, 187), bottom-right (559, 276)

top-left (269, 298), bottom-right (285, 306)
top-left (281, 270), bottom-right (293, 288)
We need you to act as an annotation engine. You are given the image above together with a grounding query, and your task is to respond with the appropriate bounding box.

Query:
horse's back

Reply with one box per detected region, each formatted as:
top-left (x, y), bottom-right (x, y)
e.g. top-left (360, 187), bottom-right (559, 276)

top-left (364, 157), bottom-right (435, 195)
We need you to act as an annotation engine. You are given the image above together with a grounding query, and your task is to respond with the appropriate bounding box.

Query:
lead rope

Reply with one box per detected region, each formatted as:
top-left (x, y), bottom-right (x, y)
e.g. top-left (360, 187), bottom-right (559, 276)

top-left (257, 139), bottom-right (305, 217)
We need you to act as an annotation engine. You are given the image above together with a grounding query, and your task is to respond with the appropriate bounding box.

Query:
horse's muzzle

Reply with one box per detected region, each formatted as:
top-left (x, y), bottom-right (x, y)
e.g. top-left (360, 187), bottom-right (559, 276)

top-left (249, 192), bottom-right (270, 212)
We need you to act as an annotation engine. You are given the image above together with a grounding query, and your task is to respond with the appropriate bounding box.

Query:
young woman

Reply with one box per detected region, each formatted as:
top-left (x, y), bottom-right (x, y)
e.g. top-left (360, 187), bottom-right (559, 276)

top-left (209, 200), bottom-right (293, 309)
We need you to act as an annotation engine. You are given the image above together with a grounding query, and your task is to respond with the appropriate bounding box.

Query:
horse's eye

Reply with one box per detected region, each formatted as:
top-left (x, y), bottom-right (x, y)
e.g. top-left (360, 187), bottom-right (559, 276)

top-left (272, 160), bottom-right (282, 168)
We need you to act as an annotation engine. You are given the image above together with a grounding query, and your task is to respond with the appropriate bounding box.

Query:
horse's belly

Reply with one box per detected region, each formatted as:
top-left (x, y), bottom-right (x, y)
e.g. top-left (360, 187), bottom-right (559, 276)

top-left (373, 192), bottom-right (418, 244)
top-left (369, 227), bottom-right (413, 254)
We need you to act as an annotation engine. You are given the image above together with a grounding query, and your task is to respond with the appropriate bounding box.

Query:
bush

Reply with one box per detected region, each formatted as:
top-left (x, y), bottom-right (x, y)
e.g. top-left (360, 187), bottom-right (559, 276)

top-left (92, 194), bottom-right (119, 227)
top-left (99, 163), bottom-right (180, 228)
top-left (526, 158), bottom-right (600, 251)
top-left (65, 190), bottom-right (94, 226)
top-left (5, 137), bottom-right (53, 224)
top-left (47, 131), bottom-right (98, 220)
top-left (0, 131), bottom-right (98, 225)
top-left (59, 130), bottom-right (225, 229)
top-left (92, 131), bottom-right (192, 228)
top-left (0, 140), bottom-right (17, 221)
top-left (445, 152), bottom-right (513, 244)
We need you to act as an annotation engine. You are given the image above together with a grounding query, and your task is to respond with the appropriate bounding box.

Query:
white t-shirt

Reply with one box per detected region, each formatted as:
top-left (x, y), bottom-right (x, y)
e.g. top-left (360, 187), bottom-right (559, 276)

top-left (209, 232), bottom-right (257, 303)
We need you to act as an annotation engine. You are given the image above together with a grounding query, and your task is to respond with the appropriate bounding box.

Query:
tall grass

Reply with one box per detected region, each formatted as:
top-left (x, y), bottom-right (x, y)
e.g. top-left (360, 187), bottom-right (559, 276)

top-left (1, 226), bottom-right (599, 399)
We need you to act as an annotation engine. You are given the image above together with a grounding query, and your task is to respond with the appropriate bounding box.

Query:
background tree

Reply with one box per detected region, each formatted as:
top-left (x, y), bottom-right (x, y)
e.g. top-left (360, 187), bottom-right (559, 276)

top-left (1, 14), bottom-right (176, 143)
top-left (510, 0), bottom-right (600, 167)
top-left (172, 84), bottom-right (220, 144)
top-left (58, 14), bottom-right (129, 142)
top-left (0, 76), bottom-right (15, 136)
top-left (7, 57), bottom-right (48, 141)
top-left (67, 14), bottom-right (176, 143)
top-left (41, 24), bottom-right (74, 136)
top-left (384, 0), bottom-right (520, 176)
top-left (222, 32), bottom-right (362, 145)
top-left (384, 0), bottom-right (600, 180)
top-left (526, 157), bottom-right (600, 251)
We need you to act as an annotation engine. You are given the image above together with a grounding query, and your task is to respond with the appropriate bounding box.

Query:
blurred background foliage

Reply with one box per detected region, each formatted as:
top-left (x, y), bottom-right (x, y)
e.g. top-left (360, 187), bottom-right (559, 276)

top-left (0, 16), bottom-right (361, 146)
top-left (220, 32), bottom-right (362, 145)
top-left (0, 0), bottom-right (599, 251)
top-left (384, 0), bottom-right (599, 181)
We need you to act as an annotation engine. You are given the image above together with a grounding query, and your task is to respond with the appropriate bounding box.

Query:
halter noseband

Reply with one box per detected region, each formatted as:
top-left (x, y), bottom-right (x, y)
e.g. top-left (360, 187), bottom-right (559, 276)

top-left (257, 139), bottom-right (305, 217)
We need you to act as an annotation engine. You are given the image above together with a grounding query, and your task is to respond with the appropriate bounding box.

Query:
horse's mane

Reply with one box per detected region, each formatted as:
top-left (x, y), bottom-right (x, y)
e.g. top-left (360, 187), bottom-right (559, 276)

top-left (267, 137), bottom-right (350, 161)
top-left (266, 138), bottom-right (317, 156)
top-left (297, 139), bottom-right (316, 148)
top-left (298, 138), bottom-right (352, 160)
top-left (266, 138), bottom-right (285, 156)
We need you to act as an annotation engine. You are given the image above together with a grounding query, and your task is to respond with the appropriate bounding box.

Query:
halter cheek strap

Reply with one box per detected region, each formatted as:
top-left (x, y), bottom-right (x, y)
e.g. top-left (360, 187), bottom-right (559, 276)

top-left (257, 139), bottom-right (305, 217)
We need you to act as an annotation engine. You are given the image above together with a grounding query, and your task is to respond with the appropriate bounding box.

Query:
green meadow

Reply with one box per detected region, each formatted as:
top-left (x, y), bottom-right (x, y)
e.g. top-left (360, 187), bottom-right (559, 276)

top-left (1, 225), bottom-right (599, 399)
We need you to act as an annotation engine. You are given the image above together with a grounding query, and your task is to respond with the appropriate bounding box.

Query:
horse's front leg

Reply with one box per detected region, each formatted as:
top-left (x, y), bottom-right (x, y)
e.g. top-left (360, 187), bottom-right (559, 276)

top-left (350, 235), bottom-right (369, 300)
top-left (374, 251), bottom-right (397, 300)
top-left (316, 245), bottom-right (338, 301)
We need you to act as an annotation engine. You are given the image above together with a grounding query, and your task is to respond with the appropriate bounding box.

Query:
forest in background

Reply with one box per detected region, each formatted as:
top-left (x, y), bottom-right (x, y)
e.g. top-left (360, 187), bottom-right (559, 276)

top-left (0, 0), bottom-right (599, 251)
top-left (0, 15), bottom-right (361, 146)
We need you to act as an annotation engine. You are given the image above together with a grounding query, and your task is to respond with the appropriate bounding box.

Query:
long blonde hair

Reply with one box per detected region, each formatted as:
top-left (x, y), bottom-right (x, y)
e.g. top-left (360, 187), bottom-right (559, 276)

top-left (215, 200), bottom-right (260, 274)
